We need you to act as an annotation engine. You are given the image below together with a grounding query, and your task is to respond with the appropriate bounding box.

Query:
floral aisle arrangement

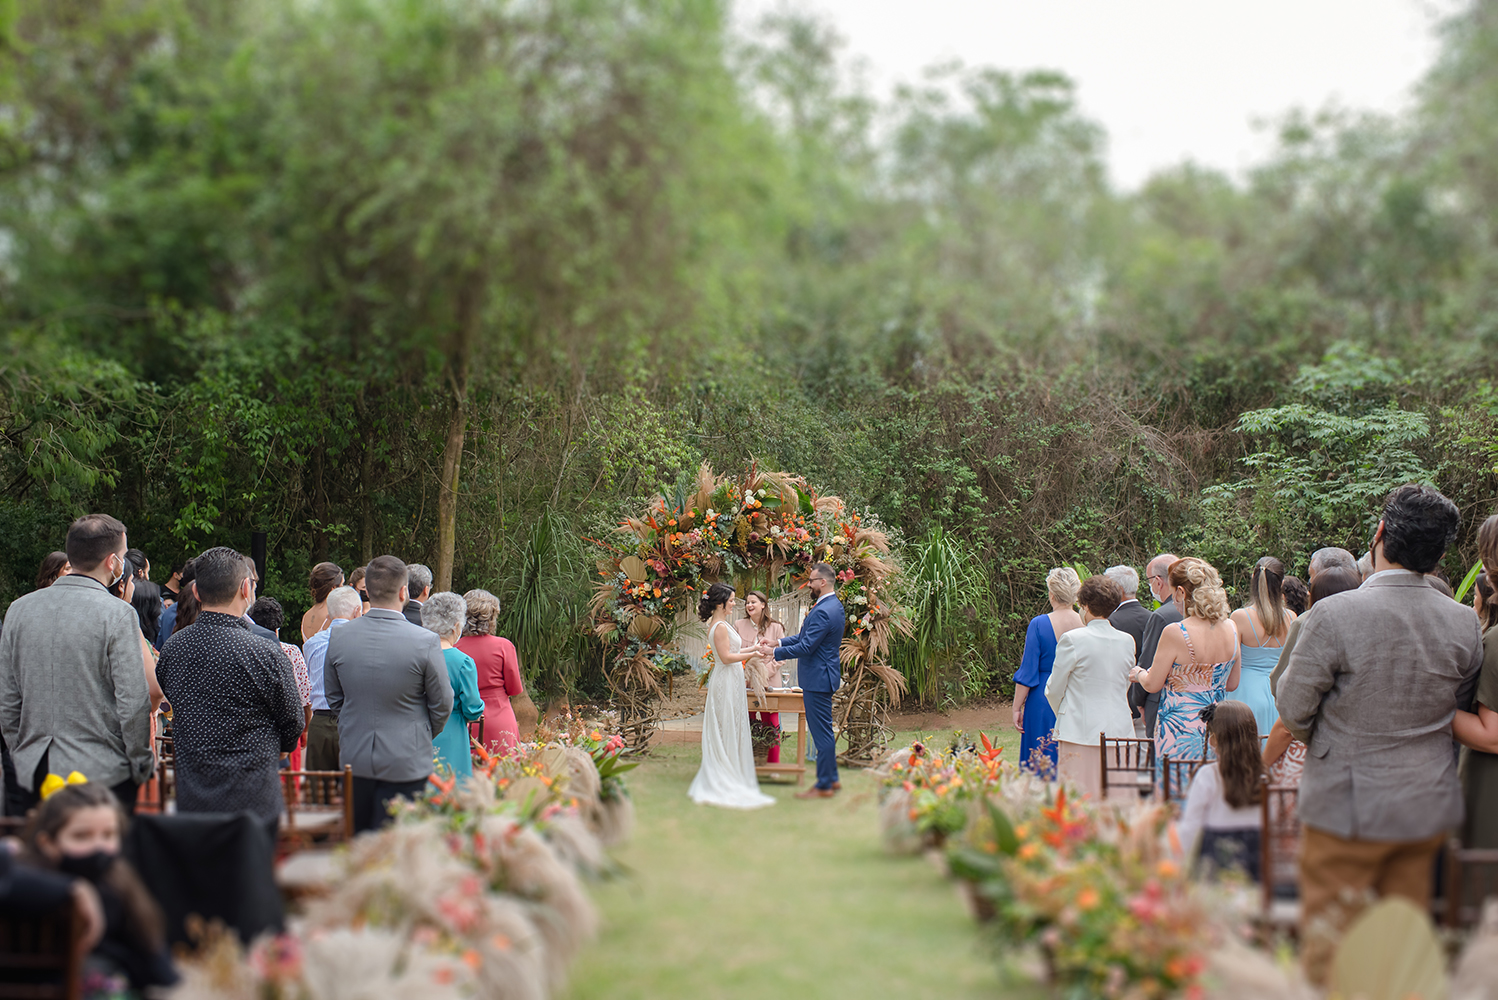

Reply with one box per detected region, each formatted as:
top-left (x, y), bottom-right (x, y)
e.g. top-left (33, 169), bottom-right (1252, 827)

top-left (873, 732), bottom-right (1006, 852)
top-left (590, 461), bottom-right (910, 759)
top-left (170, 727), bottom-right (633, 1000)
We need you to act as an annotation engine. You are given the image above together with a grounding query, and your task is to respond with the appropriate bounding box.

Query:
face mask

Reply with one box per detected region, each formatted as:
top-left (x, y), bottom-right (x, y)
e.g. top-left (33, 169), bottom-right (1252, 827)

top-left (107, 554), bottom-right (126, 589)
top-left (58, 849), bottom-right (116, 883)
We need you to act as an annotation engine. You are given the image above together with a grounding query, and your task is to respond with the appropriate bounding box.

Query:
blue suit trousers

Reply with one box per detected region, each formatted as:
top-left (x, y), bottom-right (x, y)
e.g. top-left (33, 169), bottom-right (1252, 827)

top-left (803, 690), bottom-right (838, 789)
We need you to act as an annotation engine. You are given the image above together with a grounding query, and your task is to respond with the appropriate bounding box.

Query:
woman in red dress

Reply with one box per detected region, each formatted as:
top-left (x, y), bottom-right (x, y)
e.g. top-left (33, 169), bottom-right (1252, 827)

top-left (455, 589), bottom-right (524, 752)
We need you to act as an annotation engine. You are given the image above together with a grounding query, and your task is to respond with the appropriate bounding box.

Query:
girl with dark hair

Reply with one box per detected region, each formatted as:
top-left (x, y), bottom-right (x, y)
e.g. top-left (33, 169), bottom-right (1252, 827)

top-left (1177, 701), bottom-right (1263, 880)
top-left (34, 551), bottom-right (69, 590)
top-left (687, 583), bottom-right (774, 810)
top-left (300, 561), bottom-right (345, 641)
top-left (1281, 575), bottom-right (1308, 616)
top-left (22, 782), bottom-right (177, 991)
top-left (734, 591), bottom-right (786, 764)
top-left (1228, 556), bottom-right (1295, 739)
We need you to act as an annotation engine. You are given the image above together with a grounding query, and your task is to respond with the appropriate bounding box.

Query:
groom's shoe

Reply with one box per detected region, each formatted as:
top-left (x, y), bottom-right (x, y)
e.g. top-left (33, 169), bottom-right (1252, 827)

top-left (830, 781), bottom-right (842, 791)
top-left (795, 786), bottom-right (836, 799)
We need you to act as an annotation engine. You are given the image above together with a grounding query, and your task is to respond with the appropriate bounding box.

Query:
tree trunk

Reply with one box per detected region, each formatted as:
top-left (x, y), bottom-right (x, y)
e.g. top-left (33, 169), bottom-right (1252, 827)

top-left (435, 386), bottom-right (466, 592)
top-left (357, 390), bottom-right (374, 563)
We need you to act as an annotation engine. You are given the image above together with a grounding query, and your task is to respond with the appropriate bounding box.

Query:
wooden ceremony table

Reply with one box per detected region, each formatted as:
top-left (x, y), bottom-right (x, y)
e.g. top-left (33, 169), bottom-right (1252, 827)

top-left (749, 688), bottom-right (808, 784)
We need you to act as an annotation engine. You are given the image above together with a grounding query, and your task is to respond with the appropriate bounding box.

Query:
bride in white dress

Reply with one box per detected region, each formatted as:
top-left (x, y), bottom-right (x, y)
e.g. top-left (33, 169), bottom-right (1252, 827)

top-left (688, 583), bottom-right (775, 809)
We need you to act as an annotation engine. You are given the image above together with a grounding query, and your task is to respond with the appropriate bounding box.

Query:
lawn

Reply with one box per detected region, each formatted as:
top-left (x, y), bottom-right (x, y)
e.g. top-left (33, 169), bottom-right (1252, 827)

top-left (563, 723), bottom-right (1033, 1000)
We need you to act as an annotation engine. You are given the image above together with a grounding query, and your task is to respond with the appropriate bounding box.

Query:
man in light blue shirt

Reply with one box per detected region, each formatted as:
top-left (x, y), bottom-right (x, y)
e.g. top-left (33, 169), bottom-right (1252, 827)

top-left (303, 586), bottom-right (362, 771)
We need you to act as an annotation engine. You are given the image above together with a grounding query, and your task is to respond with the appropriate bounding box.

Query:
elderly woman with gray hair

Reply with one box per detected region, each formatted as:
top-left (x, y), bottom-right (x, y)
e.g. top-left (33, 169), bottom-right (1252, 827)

top-left (455, 589), bottom-right (526, 751)
top-left (420, 592), bottom-right (486, 782)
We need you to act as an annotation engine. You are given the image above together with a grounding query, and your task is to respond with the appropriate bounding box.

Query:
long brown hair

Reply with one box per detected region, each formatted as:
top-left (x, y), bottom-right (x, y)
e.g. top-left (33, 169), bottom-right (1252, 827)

top-left (22, 783), bottom-right (166, 952)
top-left (1248, 556), bottom-right (1288, 640)
top-left (1201, 701), bottom-right (1263, 809)
top-left (173, 558), bottom-right (200, 635)
top-left (308, 561), bottom-right (344, 605)
top-left (34, 551), bottom-right (69, 591)
top-left (740, 590), bottom-right (779, 636)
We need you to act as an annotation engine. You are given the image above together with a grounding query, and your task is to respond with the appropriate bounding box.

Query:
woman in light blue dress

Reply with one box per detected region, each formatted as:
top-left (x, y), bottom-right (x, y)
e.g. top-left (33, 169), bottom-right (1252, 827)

top-left (421, 592), bottom-right (487, 783)
top-left (1227, 557), bottom-right (1295, 739)
top-left (1012, 568), bottom-right (1084, 777)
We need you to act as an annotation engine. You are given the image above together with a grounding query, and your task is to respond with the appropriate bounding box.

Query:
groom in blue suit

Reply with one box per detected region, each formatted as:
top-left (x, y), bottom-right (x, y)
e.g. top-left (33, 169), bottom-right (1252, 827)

top-left (763, 563), bottom-right (844, 798)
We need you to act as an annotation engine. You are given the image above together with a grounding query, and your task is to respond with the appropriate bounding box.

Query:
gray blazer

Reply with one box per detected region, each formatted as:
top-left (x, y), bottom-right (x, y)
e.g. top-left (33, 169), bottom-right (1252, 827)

top-left (0, 576), bottom-right (153, 790)
top-left (325, 608), bottom-right (453, 782)
top-left (1277, 570), bottom-right (1482, 841)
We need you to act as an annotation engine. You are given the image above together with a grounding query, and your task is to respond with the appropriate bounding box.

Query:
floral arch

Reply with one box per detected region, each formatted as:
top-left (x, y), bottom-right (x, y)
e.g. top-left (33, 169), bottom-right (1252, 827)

top-left (591, 463), bottom-right (910, 761)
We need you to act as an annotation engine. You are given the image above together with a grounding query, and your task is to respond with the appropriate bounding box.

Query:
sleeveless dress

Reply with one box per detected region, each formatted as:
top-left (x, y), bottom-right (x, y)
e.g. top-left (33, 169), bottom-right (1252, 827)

top-left (688, 622), bottom-right (775, 810)
top-left (1155, 621), bottom-right (1237, 785)
top-left (1225, 614), bottom-right (1282, 739)
top-left (1014, 614), bottom-right (1060, 778)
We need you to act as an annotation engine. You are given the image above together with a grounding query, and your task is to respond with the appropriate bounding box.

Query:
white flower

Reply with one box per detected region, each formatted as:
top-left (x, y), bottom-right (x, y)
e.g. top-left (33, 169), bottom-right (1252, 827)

top-left (757, 488), bottom-right (766, 497)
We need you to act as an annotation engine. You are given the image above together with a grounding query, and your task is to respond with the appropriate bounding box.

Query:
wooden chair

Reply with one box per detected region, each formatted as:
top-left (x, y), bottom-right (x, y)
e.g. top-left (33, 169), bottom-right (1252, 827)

top-left (1160, 755), bottom-right (1207, 803)
top-left (153, 734), bottom-right (176, 809)
top-left (1259, 782), bottom-right (1301, 929)
top-left (1442, 838), bottom-right (1498, 928)
top-left (469, 716), bottom-right (486, 753)
top-left (1099, 735), bottom-right (1154, 799)
top-left (279, 765), bottom-right (354, 848)
top-left (0, 898), bottom-right (85, 1000)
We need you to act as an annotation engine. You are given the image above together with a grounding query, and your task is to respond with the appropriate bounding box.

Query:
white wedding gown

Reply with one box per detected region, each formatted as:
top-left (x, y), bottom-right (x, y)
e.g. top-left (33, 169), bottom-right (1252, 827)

top-left (688, 621), bottom-right (775, 809)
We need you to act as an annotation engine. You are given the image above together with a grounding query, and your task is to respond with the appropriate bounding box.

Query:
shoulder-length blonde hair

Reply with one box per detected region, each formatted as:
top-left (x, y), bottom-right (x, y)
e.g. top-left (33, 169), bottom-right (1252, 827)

top-left (1168, 557), bottom-right (1231, 623)
top-left (462, 588), bottom-right (500, 636)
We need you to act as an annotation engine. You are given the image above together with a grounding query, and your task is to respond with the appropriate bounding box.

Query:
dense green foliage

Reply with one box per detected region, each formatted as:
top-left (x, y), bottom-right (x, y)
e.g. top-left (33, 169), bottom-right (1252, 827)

top-left (5, 0), bottom-right (1498, 703)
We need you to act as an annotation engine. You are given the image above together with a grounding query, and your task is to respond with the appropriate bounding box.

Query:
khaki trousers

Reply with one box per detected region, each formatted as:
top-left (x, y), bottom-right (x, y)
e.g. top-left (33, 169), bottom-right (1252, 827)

top-left (305, 713), bottom-right (341, 772)
top-left (1298, 824), bottom-right (1445, 986)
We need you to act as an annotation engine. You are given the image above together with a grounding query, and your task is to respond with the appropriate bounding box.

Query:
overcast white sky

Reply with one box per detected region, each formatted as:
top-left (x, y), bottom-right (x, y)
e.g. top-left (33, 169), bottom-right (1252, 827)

top-left (734, 0), bottom-right (1455, 190)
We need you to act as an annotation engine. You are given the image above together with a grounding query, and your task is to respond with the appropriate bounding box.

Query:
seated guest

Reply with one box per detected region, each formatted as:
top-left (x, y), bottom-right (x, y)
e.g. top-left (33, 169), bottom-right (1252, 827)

top-left (1046, 575), bottom-right (1136, 798)
top-left (302, 586), bottom-right (362, 772)
top-left (1177, 701), bottom-right (1263, 881)
top-left (34, 551), bottom-right (69, 591)
top-left (403, 563), bottom-right (433, 626)
top-left (456, 589), bottom-right (526, 751)
top-left (22, 781), bottom-right (176, 991)
top-left (300, 562), bottom-right (344, 642)
top-left (420, 593), bottom-right (485, 784)
top-left (1278, 484), bottom-right (1481, 985)
top-left (325, 555), bottom-right (452, 833)
top-left (155, 547), bottom-right (304, 835)
top-left (247, 597), bottom-right (314, 769)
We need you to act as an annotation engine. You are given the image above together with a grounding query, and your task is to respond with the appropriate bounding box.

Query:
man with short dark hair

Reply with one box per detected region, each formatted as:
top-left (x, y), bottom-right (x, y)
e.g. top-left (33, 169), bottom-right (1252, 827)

top-left (326, 555), bottom-right (452, 832)
top-left (0, 514), bottom-right (152, 814)
top-left (762, 563), bottom-right (845, 799)
top-left (162, 560), bottom-right (185, 606)
top-left (156, 547), bottom-right (305, 830)
top-left (1133, 553), bottom-right (1181, 737)
top-left (1278, 485), bottom-right (1482, 984)
top-left (402, 563), bottom-right (433, 626)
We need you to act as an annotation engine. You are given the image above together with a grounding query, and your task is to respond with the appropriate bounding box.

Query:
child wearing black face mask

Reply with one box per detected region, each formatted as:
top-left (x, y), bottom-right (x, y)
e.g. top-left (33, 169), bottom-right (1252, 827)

top-left (22, 781), bottom-right (177, 992)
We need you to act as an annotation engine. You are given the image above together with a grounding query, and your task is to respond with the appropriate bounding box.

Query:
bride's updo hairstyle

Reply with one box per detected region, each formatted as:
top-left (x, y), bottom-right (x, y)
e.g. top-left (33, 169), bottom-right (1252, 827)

top-left (698, 582), bottom-right (735, 621)
top-left (1167, 557), bottom-right (1231, 623)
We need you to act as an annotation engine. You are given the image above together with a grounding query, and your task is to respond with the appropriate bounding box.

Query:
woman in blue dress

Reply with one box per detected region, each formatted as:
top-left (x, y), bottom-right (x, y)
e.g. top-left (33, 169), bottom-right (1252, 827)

top-left (1012, 568), bottom-right (1084, 777)
top-left (1227, 556), bottom-right (1295, 739)
top-left (420, 592), bottom-right (487, 784)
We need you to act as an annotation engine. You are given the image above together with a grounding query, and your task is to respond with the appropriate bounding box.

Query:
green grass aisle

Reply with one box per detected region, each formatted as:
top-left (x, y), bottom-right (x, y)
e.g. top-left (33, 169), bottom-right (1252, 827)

top-left (564, 726), bottom-right (1032, 1000)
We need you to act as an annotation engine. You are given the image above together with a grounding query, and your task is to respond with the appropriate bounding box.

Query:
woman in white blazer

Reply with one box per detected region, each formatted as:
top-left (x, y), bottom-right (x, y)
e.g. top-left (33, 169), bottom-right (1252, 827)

top-left (1046, 575), bottom-right (1138, 799)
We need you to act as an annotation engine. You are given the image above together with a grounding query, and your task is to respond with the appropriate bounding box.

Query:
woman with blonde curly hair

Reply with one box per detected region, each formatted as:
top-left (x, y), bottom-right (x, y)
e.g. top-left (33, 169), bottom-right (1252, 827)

top-left (1012, 567), bottom-right (1084, 777)
top-left (454, 589), bottom-right (525, 752)
top-left (1129, 557), bottom-right (1241, 778)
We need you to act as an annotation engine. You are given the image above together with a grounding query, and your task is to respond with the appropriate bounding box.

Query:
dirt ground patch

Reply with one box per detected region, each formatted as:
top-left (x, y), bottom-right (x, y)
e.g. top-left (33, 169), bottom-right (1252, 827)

top-left (888, 697), bottom-right (1014, 736)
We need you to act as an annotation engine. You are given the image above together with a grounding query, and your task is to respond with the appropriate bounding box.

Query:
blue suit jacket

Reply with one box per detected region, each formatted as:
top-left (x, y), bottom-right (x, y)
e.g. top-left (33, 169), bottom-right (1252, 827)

top-left (774, 595), bottom-right (845, 693)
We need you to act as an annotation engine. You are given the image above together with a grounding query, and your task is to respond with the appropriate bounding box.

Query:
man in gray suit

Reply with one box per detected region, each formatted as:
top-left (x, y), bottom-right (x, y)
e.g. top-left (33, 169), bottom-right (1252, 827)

top-left (1134, 553), bottom-right (1181, 736)
top-left (0, 514), bottom-right (153, 813)
top-left (326, 554), bottom-right (453, 832)
top-left (1278, 485), bottom-right (1482, 984)
top-left (402, 563), bottom-right (433, 627)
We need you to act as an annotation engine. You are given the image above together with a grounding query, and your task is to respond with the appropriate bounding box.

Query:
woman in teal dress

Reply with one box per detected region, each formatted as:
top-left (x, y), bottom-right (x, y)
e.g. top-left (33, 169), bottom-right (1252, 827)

top-left (420, 592), bottom-right (487, 782)
top-left (1227, 556), bottom-right (1295, 739)
top-left (1012, 568), bottom-right (1084, 777)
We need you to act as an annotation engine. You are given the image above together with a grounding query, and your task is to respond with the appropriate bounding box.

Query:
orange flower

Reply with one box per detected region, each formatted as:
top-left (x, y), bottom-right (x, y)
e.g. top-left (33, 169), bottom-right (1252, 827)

top-left (1018, 842), bottom-right (1040, 860)
top-left (1156, 859), bottom-right (1180, 879)
top-left (1076, 887), bottom-right (1100, 911)
top-left (462, 950), bottom-right (482, 970)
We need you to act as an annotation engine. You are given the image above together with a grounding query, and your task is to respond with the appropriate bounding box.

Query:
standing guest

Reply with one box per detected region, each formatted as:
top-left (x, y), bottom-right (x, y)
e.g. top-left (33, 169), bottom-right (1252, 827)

top-left (1176, 702), bottom-right (1264, 881)
top-left (1226, 557), bottom-right (1295, 739)
top-left (1129, 557), bottom-right (1240, 782)
top-left (34, 552), bottom-right (70, 591)
top-left (1476, 573), bottom-right (1498, 631)
top-left (325, 555), bottom-right (452, 833)
top-left (106, 561), bottom-right (165, 715)
top-left (155, 547), bottom-right (304, 834)
top-left (247, 596), bottom-right (314, 770)
top-left (1356, 550), bottom-right (1375, 582)
top-left (156, 557), bottom-right (198, 651)
top-left (1045, 575), bottom-right (1136, 798)
top-left (1453, 514), bottom-right (1498, 849)
top-left (735, 591), bottom-right (786, 764)
top-left (349, 566), bottom-right (370, 614)
top-left (764, 563), bottom-right (846, 799)
top-left (1281, 575), bottom-right (1308, 616)
top-left (1135, 553), bottom-right (1184, 738)
top-left (402, 563), bottom-right (433, 626)
top-left (300, 562), bottom-right (344, 642)
top-left (1106, 564), bottom-right (1150, 720)
top-left (1268, 547), bottom-right (1358, 695)
top-left (161, 561), bottom-right (184, 606)
top-left (0, 514), bottom-right (153, 815)
top-left (302, 586), bottom-right (362, 772)
top-left (456, 590), bottom-right (526, 752)
top-left (1012, 568), bottom-right (1083, 777)
top-left (1278, 484), bottom-right (1481, 985)
top-left (238, 556), bottom-right (279, 644)
top-left (420, 593), bottom-right (485, 784)
top-left (125, 549), bottom-right (163, 647)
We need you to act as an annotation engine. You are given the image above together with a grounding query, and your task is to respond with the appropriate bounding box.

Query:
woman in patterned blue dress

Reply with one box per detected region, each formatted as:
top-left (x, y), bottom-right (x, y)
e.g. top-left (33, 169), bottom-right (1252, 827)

top-left (1129, 557), bottom-right (1240, 783)
top-left (1012, 568), bottom-right (1084, 777)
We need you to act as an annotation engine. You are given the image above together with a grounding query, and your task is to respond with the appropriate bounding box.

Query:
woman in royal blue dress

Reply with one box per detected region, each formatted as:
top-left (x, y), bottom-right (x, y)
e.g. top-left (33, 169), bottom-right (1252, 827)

top-left (1012, 567), bottom-right (1083, 777)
